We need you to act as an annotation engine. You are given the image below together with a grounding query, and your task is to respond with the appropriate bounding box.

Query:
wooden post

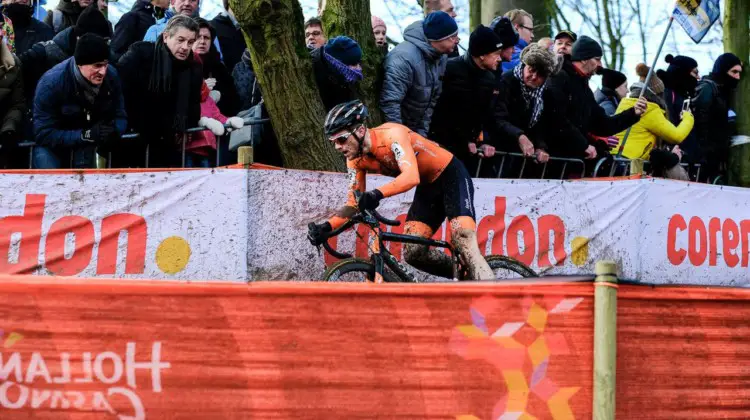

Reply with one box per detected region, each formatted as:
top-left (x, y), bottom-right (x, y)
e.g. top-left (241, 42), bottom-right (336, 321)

top-left (238, 146), bottom-right (254, 167)
top-left (593, 260), bottom-right (618, 420)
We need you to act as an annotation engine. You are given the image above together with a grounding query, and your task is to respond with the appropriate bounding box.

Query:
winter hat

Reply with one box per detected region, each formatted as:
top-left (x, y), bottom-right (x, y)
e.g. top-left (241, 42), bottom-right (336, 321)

top-left (712, 52), bottom-right (742, 75)
top-left (423, 11), bottom-right (458, 41)
top-left (636, 63), bottom-right (664, 95)
top-left (656, 54), bottom-right (699, 96)
top-left (371, 15), bottom-right (386, 31)
top-left (664, 54), bottom-right (698, 74)
top-left (520, 43), bottom-right (557, 77)
top-left (324, 36), bottom-right (362, 66)
top-left (600, 68), bottom-right (627, 90)
top-left (74, 33), bottom-right (110, 65)
top-left (469, 25), bottom-right (503, 57)
top-left (570, 35), bottom-right (603, 61)
top-left (489, 16), bottom-right (519, 48)
top-left (554, 30), bottom-right (577, 42)
top-left (74, 4), bottom-right (112, 38)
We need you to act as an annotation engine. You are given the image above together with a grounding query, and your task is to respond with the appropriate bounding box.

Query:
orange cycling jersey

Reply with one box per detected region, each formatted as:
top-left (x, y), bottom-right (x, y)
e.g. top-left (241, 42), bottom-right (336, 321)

top-left (329, 123), bottom-right (453, 228)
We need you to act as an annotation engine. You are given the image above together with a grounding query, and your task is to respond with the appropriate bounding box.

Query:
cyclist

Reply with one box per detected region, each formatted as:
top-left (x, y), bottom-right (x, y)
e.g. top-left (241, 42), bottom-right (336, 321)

top-left (308, 100), bottom-right (493, 280)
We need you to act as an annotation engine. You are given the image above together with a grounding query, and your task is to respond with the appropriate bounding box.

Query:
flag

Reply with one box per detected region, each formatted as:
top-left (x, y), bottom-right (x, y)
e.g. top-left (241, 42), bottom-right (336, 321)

top-left (673, 0), bottom-right (720, 44)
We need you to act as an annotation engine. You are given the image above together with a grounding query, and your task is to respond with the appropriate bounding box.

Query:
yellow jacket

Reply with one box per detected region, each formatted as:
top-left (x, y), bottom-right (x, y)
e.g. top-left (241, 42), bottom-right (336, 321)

top-left (614, 97), bottom-right (694, 159)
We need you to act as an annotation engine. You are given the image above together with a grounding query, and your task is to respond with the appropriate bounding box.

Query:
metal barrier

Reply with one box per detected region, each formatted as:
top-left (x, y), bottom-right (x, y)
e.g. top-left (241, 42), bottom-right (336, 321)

top-left (16, 118), bottom-right (269, 170)
top-left (487, 151), bottom-right (586, 180)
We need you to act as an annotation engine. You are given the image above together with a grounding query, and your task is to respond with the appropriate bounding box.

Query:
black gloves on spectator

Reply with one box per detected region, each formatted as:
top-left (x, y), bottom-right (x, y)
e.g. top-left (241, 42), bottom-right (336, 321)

top-left (81, 121), bottom-right (117, 146)
top-left (358, 189), bottom-right (384, 211)
top-left (308, 222), bottom-right (332, 247)
top-left (0, 130), bottom-right (18, 151)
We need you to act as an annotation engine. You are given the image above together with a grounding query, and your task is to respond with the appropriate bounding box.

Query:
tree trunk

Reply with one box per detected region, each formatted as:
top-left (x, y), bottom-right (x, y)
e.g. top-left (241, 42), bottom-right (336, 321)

top-left (231, 0), bottom-right (345, 172)
top-left (481, 0), bottom-right (551, 38)
top-left (723, 0), bottom-right (750, 186)
top-left (321, 0), bottom-right (385, 125)
top-left (470, 0), bottom-right (482, 28)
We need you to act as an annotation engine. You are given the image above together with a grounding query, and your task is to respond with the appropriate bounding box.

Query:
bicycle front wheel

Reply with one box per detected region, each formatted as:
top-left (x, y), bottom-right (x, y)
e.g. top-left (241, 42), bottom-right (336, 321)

top-left (323, 258), bottom-right (401, 283)
top-left (485, 255), bottom-right (538, 279)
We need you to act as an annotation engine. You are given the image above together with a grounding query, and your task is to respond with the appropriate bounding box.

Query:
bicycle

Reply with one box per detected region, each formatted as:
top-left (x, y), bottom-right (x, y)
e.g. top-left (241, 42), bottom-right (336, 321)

top-left (308, 205), bottom-right (538, 283)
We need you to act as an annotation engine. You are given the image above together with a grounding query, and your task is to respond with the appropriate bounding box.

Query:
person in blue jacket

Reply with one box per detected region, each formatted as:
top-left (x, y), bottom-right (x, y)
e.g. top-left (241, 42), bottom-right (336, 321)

top-left (497, 9), bottom-right (534, 73)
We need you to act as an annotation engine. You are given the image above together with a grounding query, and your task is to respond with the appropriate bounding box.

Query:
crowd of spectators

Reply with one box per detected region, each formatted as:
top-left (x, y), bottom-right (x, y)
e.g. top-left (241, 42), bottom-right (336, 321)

top-left (0, 0), bottom-right (741, 181)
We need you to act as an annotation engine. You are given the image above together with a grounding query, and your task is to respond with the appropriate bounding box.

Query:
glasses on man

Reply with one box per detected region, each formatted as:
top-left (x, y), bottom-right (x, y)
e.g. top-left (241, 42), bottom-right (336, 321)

top-left (519, 25), bottom-right (534, 31)
top-left (329, 131), bottom-right (352, 145)
top-left (305, 30), bottom-right (322, 38)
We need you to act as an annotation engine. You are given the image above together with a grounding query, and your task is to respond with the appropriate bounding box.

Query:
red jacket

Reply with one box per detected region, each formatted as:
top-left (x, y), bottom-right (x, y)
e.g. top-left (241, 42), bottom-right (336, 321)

top-left (187, 82), bottom-right (228, 155)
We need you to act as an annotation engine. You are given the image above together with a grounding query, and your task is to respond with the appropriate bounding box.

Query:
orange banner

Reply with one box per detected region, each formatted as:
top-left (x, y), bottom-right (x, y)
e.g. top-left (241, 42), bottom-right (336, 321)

top-left (0, 276), bottom-right (594, 419)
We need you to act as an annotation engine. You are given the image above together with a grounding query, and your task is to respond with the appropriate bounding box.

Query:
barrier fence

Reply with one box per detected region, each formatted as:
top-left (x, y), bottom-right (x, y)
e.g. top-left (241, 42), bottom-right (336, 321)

top-left (0, 263), bottom-right (748, 418)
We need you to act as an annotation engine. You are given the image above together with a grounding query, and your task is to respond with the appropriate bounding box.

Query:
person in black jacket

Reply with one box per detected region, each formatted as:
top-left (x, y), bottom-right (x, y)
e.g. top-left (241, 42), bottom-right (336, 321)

top-left (117, 15), bottom-right (202, 168)
top-left (111, 0), bottom-right (169, 61)
top-left (192, 17), bottom-right (239, 116)
top-left (688, 53), bottom-right (742, 182)
top-left (311, 36), bottom-right (362, 111)
top-left (545, 35), bottom-right (647, 160)
top-left (429, 24), bottom-right (515, 176)
top-left (1, 0), bottom-right (54, 55)
top-left (44, 0), bottom-right (86, 34)
top-left (210, 0), bottom-right (245, 71)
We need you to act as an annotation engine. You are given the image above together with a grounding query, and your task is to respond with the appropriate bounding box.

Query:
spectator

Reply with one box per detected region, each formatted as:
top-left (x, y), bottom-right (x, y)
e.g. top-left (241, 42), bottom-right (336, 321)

top-left (429, 22), bottom-right (516, 173)
top-left (687, 52), bottom-right (742, 181)
top-left (21, 4), bottom-right (112, 111)
top-left (210, 0), bottom-right (244, 71)
top-left (44, 0), bottom-right (91, 34)
top-left (656, 54), bottom-right (699, 124)
top-left (304, 17), bottom-right (325, 50)
top-left (493, 43), bottom-right (558, 165)
top-left (32, 33), bottom-right (125, 169)
top-left (1, 0), bottom-right (54, 55)
top-left (381, 11), bottom-right (457, 136)
top-left (545, 35), bottom-right (647, 160)
top-left (143, 0), bottom-right (219, 55)
top-left (537, 37), bottom-right (553, 51)
top-left (232, 48), bottom-right (260, 110)
top-left (111, 0), bottom-right (169, 61)
top-left (613, 64), bottom-right (693, 166)
top-left (193, 17), bottom-right (239, 116)
top-left (424, 0), bottom-right (457, 57)
top-left (371, 15), bottom-right (387, 53)
top-left (0, 26), bottom-right (24, 167)
top-left (117, 15), bottom-right (202, 167)
top-left (553, 30), bottom-right (576, 57)
top-left (311, 36), bottom-right (362, 111)
top-left (595, 68), bottom-right (627, 116)
top-left (500, 9), bottom-right (533, 72)
top-left (186, 80), bottom-right (243, 167)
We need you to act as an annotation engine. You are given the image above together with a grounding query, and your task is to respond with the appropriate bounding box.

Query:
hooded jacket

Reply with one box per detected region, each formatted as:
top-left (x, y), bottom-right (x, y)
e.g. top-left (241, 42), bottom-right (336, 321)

top-left (683, 75), bottom-right (731, 169)
top-left (43, 0), bottom-right (81, 34)
top-left (380, 21), bottom-right (447, 136)
top-left (232, 49), bottom-right (261, 110)
top-left (111, 0), bottom-right (163, 61)
top-left (594, 87), bottom-right (619, 116)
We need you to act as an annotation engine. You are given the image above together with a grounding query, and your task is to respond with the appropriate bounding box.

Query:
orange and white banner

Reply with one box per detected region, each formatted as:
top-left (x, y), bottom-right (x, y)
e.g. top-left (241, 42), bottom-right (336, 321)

top-left (1, 168), bottom-right (749, 285)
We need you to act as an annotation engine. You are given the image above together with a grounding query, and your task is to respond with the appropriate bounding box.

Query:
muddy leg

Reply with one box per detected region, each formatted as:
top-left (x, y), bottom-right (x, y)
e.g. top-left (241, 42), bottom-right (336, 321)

top-left (403, 221), bottom-right (454, 279)
top-left (450, 217), bottom-right (493, 280)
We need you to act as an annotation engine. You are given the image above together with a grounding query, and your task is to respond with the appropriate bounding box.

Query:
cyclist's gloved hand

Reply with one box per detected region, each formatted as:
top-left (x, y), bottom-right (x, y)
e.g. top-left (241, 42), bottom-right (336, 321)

top-left (358, 189), bottom-right (384, 211)
top-left (308, 221), bottom-right (332, 247)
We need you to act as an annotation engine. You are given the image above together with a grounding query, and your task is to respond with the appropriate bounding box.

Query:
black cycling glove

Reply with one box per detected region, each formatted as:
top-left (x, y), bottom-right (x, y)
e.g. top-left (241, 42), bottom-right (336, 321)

top-left (358, 189), bottom-right (383, 211)
top-left (308, 222), bottom-right (332, 247)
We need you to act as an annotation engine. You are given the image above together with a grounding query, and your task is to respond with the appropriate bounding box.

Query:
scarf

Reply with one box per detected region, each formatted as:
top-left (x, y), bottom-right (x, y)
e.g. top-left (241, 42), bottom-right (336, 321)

top-left (513, 64), bottom-right (546, 128)
top-left (149, 37), bottom-right (193, 132)
top-left (324, 51), bottom-right (363, 83)
top-left (73, 61), bottom-right (101, 105)
top-left (0, 14), bottom-right (15, 54)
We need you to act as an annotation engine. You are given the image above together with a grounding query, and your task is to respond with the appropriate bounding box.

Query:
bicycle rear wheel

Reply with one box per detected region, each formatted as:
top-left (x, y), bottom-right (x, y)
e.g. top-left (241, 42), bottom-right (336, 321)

top-left (485, 255), bottom-right (538, 279)
top-left (323, 258), bottom-right (401, 283)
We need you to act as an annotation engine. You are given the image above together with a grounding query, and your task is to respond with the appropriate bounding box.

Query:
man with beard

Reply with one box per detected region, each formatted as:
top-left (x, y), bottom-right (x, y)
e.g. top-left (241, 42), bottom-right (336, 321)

top-left (0, 0), bottom-right (53, 55)
top-left (689, 52), bottom-right (742, 182)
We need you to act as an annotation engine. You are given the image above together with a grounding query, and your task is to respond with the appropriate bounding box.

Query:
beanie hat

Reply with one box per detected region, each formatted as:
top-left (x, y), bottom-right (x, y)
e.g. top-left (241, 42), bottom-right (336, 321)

top-left (656, 54), bottom-right (699, 96)
top-left (371, 15), bottom-right (386, 31)
top-left (520, 43), bottom-right (557, 77)
top-left (324, 36), bottom-right (362, 66)
top-left (423, 11), bottom-right (458, 41)
top-left (554, 30), bottom-right (577, 42)
top-left (489, 16), bottom-right (519, 48)
top-left (74, 33), bottom-right (110, 65)
top-left (712, 52), bottom-right (742, 75)
top-left (469, 25), bottom-right (503, 57)
top-left (570, 35), bottom-right (603, 61)
top-left (665, 54), bottom-right (698, 74)
top-left (600, 68), bottom-right (627, 90)
top-left (636, 63), bottom-right (664, 95)
top-left (74, 4), bottom-right (112, 38)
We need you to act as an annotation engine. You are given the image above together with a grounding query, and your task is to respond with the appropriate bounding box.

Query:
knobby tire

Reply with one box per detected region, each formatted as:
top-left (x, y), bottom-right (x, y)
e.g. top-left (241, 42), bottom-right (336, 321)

top-left (484, 255), bottom-right (538, 278)
top-left (322, 258), bottom-right (401, 283)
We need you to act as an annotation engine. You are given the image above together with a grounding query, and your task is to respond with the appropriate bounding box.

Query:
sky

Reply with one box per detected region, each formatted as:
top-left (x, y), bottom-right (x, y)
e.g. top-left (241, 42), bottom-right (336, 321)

top-left (100, 0), bottom-right (724, 86)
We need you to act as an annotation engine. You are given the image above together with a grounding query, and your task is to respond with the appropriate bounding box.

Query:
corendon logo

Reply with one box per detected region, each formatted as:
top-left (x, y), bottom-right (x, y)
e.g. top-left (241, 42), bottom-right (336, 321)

top-left (326, 196), bottom-right (574, 269)
top-left (0, 194), bottom-right (192, 276)
top-left (0, 341), bottom-right (170, 419)
top-left (667, 214), bottom-right (750, 267)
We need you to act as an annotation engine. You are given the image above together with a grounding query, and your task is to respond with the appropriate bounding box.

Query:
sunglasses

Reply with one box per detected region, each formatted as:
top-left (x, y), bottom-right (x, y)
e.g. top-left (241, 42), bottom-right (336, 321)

top-left (328, 131), bottom-right (352, 145)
